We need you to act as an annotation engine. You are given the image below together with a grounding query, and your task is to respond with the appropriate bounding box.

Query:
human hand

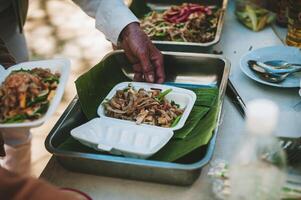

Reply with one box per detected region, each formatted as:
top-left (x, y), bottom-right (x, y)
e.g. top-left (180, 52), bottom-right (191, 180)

top-left (0, 37), bottom-right (16, 69)
top-left (119, 22), bottom-right (165, 83)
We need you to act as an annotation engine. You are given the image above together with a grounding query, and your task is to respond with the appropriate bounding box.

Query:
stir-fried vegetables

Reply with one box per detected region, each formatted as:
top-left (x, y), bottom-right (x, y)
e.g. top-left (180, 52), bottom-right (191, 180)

top-left (104, 85), bottom-right (184, 128)
top-left (0, 68), bottom-right (60, 123)
top-left (140, 3), bottom-right (220, 43)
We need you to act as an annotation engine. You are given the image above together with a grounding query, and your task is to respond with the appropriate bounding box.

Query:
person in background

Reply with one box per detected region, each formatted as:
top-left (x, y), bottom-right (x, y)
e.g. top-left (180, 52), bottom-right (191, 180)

top-left (0, 37), bottom-right (91, 200)
top-left (0, 0), bottom-right (165, 178)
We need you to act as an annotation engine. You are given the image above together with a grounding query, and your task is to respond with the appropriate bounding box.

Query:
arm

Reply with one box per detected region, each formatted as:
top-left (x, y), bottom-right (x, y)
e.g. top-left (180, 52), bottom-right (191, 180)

top-left (72, 0), bottom-right (165, 83)
top-left (72, 0), bottom-right (138, 45)
top-left (0, 166), bottom-right (89, 200)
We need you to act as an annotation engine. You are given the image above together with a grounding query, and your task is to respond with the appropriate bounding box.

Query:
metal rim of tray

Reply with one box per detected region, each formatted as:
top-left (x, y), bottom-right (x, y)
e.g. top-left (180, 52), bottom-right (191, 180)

top-left (45, 51), bottom-right (230, 171)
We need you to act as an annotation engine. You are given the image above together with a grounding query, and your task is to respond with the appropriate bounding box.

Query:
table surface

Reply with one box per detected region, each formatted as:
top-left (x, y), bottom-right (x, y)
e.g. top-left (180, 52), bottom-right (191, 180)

top-left (40, 2), bottom-right (301, 199)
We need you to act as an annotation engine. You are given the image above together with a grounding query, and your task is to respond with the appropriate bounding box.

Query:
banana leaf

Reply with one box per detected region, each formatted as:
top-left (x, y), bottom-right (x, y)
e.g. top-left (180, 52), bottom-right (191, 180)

top-left (188, 87), bottom-right (218, 107)
top-left (173, 106), bottom-right (210, 139)
top-left (150, 99), bottom-right (220, 162)
top-left (75, 54), bottom-right (130, 119)
top-left (58, 57), bottom-right (220, 162)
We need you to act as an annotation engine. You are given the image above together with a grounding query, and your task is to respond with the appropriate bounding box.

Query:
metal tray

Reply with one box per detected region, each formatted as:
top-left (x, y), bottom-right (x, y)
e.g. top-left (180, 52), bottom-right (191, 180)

top-left (139, 0), bottom-right (228, 52)
top-left (45, 51), bottom-right (230, 186)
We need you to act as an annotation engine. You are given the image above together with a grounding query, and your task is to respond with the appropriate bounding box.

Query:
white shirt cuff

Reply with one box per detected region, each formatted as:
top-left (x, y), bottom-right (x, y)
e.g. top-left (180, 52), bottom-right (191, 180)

top-left (95, 0), bottom-right (139, 45)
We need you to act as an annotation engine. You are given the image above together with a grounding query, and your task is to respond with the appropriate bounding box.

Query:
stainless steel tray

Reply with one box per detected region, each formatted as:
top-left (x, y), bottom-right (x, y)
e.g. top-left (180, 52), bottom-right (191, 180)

top-left (45, 51), bottom-right (230, 186)
top-left (137, 0), bottom-right (228, 52)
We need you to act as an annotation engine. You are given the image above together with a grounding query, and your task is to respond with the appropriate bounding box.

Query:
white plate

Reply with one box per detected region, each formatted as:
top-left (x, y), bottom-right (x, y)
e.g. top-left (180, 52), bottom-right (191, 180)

top-left (97, 82), bottom-right (196, 131)
top-left (71, 118), bottom-right (173, 159)
top-left (0, 58), bottom-right (70, 128)
top-left (240, 45), bottom-right (301, 88)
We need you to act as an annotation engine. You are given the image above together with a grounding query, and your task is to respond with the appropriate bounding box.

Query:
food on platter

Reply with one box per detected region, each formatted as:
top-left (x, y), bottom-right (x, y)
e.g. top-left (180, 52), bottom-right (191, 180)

top-left (104, 84), bottom-right (184, 128)
top-left (140, 3), bottom-right (221, 43)
top-left (0, 68), bottom-right (60, 123)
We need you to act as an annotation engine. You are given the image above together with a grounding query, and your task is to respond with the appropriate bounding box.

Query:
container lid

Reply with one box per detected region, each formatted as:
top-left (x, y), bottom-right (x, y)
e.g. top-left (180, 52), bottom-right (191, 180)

top-left (246, 99), bottom-right (279, 135)
top-left (70, 118), bottom-right (174, 159)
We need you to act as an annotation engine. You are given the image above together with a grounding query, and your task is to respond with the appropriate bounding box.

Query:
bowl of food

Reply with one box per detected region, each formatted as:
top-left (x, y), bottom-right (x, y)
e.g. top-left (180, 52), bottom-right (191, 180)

top-left (97, 82), bottom-right (196, 131)
top-left (0, 58), bottom-right (70, 128)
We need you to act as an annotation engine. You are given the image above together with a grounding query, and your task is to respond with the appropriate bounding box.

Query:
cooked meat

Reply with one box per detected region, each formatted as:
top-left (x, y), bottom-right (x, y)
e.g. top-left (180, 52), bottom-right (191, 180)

top-left (104, 84), bottom-right (184, 128)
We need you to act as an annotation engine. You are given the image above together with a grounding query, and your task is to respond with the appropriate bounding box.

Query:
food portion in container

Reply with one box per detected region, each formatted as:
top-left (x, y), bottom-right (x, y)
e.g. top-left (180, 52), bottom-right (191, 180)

top-left (103, 84), bottom-right (184, 128)
top-left (235, 0), bottom-right (275, 31)
top-left (0, 68), bottom-right (60, 123)
top-left (140, 3), bottom-right (221, 43)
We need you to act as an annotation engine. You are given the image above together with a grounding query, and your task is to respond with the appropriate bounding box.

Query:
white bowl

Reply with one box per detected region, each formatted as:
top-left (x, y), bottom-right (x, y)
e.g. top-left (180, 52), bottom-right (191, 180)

top-left (97, 82), bottom-right (196, 131)
top-left (71, 118), bottom-right (173, 159)
top-left (0, 58), bottom-right (70, 128)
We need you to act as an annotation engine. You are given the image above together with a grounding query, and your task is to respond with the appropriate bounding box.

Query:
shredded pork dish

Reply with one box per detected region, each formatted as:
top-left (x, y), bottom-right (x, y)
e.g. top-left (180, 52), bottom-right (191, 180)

top-left (104, 85), bottom-right (184, 128)
top-left (0, 68), bottom-right (60, 123)
top-left (141, 3), bottom-right (220, 43)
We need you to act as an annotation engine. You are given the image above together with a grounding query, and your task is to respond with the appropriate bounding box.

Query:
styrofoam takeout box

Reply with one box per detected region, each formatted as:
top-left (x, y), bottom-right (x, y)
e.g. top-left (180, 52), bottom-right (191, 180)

top-left (71, 118), bottom-right (174, 159)
top-left (97, 82), bottom-right (196, 131)
top-left (0, 58), bottom-right (70, 128)
top-left (71, 82), bottom-right (196, 159)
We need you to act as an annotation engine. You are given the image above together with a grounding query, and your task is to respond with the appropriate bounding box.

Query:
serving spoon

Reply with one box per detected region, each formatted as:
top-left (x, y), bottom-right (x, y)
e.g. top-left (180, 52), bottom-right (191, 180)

top-left (259, 72), bottom-right (290, 83)
top-left (264, 60), bottom-right (301, 69)
top-left (248, 60), bottom-right (301, 74)
top-left (248, 60), bottom-right (301, 83)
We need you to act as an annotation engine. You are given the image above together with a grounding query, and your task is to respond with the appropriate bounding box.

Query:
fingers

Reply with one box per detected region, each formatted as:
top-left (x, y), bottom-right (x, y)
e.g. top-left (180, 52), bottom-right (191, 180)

top-left (151, 50), bottom-right (165, 83)
top-left (138, 50), bottom-right (155, 83)
top-left (132, 63), bottom-right (143, 82)
top-left (120, 26), bottom-right (165, 83)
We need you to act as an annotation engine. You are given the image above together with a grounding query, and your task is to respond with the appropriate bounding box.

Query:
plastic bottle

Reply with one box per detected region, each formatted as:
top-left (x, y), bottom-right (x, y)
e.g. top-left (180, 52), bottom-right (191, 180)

top-left (229, 99), bottom-right (286, 200)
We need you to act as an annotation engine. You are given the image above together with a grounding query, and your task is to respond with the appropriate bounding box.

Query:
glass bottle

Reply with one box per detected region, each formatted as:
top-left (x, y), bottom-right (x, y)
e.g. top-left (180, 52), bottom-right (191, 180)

top-left (286, 0), bottom-right (301, 47)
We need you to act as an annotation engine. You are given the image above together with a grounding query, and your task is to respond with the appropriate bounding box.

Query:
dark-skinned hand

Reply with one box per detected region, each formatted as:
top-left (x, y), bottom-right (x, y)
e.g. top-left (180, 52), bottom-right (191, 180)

top-left (0, 37), bottom-right (16, 69)
top-left (119, 22), bottom-right (165, 83)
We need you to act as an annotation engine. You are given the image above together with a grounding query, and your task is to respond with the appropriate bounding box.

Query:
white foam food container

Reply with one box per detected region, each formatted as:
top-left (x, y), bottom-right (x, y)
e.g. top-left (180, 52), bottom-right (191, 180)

top-left (0, 58), bottom-right (70, 128)
top-left (97, 82), bottom-right (196, 131)
top-left (71, 118), bottom-right (174, 159)
top-left (71, 81), bottom-right (196, 159)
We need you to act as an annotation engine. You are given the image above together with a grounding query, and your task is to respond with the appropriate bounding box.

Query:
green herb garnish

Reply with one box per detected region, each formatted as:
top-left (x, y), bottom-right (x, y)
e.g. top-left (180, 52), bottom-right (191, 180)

top-left (171, 115), bottom-right (182, 127)
top-left (155, 88), bottom-right (172, 102)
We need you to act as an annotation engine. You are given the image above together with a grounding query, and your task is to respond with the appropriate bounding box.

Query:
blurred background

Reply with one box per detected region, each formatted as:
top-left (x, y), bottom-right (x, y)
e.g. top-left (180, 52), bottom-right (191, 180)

top-left (26, 0), bottom-right (113, 176)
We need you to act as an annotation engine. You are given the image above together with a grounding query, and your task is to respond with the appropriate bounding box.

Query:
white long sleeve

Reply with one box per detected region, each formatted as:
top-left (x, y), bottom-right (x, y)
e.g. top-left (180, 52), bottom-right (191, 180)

top-left (72, 0), bottom-right (139, 45)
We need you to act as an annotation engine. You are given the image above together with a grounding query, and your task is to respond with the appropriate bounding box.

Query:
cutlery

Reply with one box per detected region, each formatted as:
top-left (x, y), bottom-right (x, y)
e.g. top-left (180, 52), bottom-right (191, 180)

top-left (264, 60), bottom-right (301, 69)
top-left (248, 60), bottom-right (301, 74)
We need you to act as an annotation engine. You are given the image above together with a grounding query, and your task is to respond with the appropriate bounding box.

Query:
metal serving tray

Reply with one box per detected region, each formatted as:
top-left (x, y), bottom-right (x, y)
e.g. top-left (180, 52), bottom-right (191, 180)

top-left (140, 0), bottom-right (228, 52)
top-left (45, 51), bottom-right (230, 186)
